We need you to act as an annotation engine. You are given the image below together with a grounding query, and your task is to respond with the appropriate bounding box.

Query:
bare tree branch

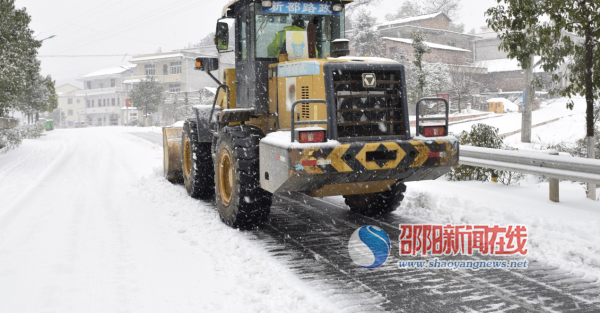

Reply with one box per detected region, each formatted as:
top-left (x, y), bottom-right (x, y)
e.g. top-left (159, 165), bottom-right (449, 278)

top-left (422, 0), bottom-right (462, 20)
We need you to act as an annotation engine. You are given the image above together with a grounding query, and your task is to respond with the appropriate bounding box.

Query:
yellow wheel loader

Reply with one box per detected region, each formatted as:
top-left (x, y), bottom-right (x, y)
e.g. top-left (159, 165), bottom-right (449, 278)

top-left (163, 0), bottom-right (459, 228)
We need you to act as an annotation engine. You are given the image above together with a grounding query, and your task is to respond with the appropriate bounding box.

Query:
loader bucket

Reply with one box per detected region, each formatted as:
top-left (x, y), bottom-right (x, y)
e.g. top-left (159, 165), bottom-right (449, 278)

top-left (163, 126), bottom-right (183, 183)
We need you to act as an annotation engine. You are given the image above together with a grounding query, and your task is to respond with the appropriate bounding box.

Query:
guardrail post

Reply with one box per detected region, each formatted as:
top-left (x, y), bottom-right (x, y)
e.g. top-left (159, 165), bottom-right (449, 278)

top-left (547, 151), bottom-right (560, 202)
top-left (549, 178), bottom-right (559, 202)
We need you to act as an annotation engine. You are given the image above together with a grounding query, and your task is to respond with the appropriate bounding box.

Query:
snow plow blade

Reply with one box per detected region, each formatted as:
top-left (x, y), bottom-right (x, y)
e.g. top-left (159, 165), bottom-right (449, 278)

top-left (163, 126), bottom-right (183, 183)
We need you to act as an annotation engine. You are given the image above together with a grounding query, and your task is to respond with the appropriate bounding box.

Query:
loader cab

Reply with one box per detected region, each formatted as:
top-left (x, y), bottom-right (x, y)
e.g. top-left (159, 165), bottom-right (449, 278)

top-left (217, 0), bottom-right (346, 115)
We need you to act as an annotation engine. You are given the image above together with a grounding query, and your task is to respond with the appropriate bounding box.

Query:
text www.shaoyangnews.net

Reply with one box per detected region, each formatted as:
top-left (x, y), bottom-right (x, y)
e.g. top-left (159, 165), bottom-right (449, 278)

top-left (398, 258), bottom-right (529, 270)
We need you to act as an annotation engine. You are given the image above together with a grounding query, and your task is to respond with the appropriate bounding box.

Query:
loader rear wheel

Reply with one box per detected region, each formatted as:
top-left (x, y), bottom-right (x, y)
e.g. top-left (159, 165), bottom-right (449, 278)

top-left (344, 182), bottom-right (407, 217)
top-left (182, 120), bottom-right (214, 200)
top-left (214, 125), bottom-right (272, 228)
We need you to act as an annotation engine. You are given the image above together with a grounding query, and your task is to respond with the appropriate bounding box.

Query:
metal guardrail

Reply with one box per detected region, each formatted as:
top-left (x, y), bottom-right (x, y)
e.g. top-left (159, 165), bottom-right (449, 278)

top-left (460, 146), bottom-right (600, 202)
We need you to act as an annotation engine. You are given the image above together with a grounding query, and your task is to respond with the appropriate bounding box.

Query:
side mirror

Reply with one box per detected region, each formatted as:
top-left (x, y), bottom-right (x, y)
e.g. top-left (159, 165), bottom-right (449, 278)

top-left (215, 22), bottom-right (229, 52)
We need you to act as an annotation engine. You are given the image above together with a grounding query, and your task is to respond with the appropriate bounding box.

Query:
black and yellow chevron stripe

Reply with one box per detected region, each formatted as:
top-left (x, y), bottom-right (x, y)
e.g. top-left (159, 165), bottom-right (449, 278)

top-left (295, 140), bottom-right (458, 175)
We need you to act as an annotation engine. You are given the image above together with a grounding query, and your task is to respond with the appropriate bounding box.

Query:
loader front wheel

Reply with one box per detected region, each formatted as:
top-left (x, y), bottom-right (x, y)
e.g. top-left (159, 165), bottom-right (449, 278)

top-left (215, 125), bottom-right (272, 228)
top-left (344, 182), bottom-right (407, 217)
top-left (182, 120), bottom-right (214, 199)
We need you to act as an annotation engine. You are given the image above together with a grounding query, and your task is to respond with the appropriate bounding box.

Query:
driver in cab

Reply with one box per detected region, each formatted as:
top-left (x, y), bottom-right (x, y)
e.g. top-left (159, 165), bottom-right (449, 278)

top-left (267, 16), bottom-right (306, 58)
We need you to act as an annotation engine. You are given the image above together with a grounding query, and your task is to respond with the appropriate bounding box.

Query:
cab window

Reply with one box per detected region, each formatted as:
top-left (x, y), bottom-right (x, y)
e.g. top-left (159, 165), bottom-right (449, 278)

top-left (254, 3), bottom-right (344, 60)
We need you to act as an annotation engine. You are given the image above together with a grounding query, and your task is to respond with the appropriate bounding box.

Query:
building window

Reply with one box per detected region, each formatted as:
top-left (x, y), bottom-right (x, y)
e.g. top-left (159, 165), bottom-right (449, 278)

top-left (111, 79), bottom-right (116, 87)
top-left (68, 110), bottom-right (73, 116)
top-left (112, 98), bottom-right (115, 106)
top-left (103, 99), bottom-right (106, 106)
top-left (131, 113), bottom-right (137, 117)
top-left (170, 61), bottom-right (182, 74)
top-left (145, 64), bottom-right (155, 76)
top-left (169, 83), bottom-right (181, 92)
top-left (163, 64), bottom-right (168, 75)
top-left (86, 81), bottom-right (91, 89)
top-left (77, 99), bottom-right (80, 104)
top-left (68, 98), bottom-right (73, 104)
top-left (117, 98), bottom-right (120, 106)
top-left (92, 100), bottom-right (95, 107)
top-left (87, 100), bottom-right (90, 108)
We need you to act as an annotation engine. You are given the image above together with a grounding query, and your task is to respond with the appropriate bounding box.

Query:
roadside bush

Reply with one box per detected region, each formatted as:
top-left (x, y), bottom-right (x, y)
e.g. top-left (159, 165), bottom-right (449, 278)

top-left (447, 123), bottom-right (524, 185)
top-left (0, 122), bottom-right (45, 153)
top-left (0, 128), bottom-right (22, 153)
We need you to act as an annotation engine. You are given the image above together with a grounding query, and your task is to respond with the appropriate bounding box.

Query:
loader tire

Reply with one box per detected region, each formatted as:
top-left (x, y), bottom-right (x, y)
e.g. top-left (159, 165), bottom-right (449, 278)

top-left (214, 125), bottom-right (272, 228)
top-left (344, 182), bottom-right (407, 217)
top-left (182, 119), bottom-right (214, 199)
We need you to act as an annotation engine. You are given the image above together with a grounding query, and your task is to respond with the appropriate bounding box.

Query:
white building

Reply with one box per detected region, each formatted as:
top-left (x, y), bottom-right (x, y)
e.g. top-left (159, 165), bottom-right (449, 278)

top-left (121, 107), bottom-right (139, 125)
top-left (56, 84), bottom-right (86, 127)
top-left (77, 65), bottom-right (136, 126)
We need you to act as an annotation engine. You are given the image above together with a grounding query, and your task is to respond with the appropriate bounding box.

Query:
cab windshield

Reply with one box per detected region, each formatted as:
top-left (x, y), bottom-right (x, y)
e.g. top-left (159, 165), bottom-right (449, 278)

top-left (254, 3), bottom-right (345, 60)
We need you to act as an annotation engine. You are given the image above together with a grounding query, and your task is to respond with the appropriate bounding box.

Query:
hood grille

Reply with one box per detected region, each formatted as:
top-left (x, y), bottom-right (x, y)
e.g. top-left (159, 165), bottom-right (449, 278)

top-left (332, 69), bottom-right (406, 140)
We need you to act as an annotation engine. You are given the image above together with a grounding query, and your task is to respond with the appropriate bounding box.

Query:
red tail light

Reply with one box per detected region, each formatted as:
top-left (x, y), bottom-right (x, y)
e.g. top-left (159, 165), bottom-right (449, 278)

top-left (301, 160), bottom-right (317, 166)
top-left (298, 130), bottom-right (326, 143)
top-left (422, 126), bottom-right (446, 137)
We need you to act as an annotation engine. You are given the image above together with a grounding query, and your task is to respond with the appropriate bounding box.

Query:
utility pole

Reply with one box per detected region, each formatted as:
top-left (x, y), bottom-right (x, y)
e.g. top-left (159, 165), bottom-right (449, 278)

top-left (521, 54), bottom-right (534, 143)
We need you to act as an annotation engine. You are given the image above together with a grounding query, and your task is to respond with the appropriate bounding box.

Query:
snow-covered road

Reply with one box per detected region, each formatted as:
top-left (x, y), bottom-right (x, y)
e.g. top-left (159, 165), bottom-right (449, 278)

top-left (0, 128), bottom-right (335, 313)
top-left (1, 120), bottom-right (599, 312)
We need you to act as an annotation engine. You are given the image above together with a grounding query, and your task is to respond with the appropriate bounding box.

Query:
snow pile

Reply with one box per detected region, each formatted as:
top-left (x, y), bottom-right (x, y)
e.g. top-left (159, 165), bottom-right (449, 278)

top-left (487, 97), bottom-right (519, 112)
top-left (396, 179), bottom-right (600, 279)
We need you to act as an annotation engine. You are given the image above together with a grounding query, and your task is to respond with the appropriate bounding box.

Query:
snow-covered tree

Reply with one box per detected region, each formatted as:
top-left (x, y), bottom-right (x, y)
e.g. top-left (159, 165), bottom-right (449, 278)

top-left (448, 65), bottom-right (482, 113)
top-left (487, 0), bottom-right (600, 166)
top-left (384, 1), bottom-right (423, 21)
top-left (449, 22), bottom-right (465, 33)
top-left (49, 108), bottom-right (65, 126)
top-left (0, 0), bottom-right (42, 117)
top-left (16, 75), bottom-right (58, 123)
top-left (129, 76), bottom-right (165, 126)
top-left (423, 62), bottom-right (449, 97)
top-left (411, 31), bottom-right (430, 100)
top-left (350, 9), bottom-right (385, 57)
top-left (187, 32), bottom-right (216, 48)
top-left (346, 0), bottom-right (381, 17)
top-left (421, 0), bottom-right (461, 20)
top-left (386, 0), bottom-right (461, 21)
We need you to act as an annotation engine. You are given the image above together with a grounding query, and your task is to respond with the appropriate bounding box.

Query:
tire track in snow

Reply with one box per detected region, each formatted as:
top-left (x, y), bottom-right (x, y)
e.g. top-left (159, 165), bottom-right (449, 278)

top-left (249, 193), bottom-right (600, 312)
